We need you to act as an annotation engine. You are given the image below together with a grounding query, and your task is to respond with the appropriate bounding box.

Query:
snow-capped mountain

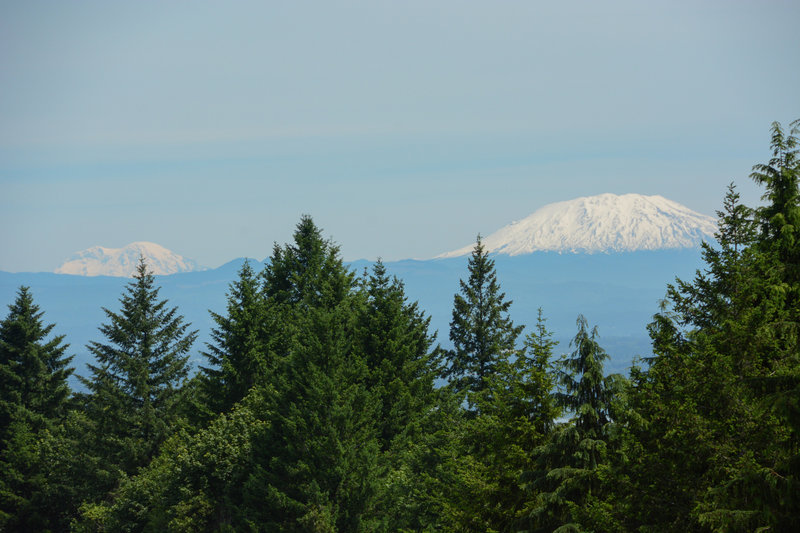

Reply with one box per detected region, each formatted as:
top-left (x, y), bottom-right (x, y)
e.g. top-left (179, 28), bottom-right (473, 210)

top-left (55, 242), bottom-right (205, 277)
top-left (439, 193), bottom-right (717, 258)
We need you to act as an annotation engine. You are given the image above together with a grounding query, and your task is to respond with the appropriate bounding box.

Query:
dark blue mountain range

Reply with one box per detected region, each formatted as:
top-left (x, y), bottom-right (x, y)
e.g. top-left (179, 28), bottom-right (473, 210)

top-left (0, 249), bottom-right (705, 388)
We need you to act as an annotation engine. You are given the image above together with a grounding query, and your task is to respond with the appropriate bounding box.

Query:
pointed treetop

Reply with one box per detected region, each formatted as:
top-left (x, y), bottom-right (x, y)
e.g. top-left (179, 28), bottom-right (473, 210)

top-left (0, 285), bottom-right (74, 422)
top-left (445, 234), bottom-right (524, 398)
top-left (263, 215), bottom-right (354, 308)
top-left (751, 119), bottom-right (800, 249)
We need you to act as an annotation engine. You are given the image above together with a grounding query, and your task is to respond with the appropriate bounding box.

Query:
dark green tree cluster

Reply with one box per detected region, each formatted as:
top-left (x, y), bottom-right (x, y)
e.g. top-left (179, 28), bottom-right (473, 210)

top-left (432, 245), bottom-right (624, 531)
top-left (198, 259), bottom-right (270, 417)
top-left (0, 120), bottom-right (798, 532)
top-left (73, 216), bottom-right (442, 531)
top-left (614, 120), bottom-right (800, 532)
top-left (0, 287), bottom-right (73, 530)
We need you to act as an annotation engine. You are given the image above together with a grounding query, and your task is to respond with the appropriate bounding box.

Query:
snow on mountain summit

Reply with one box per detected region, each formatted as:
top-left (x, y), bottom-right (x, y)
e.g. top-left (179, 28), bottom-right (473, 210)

top-left (438, 193), bottom-right (718, 258)
top-left (55, 242), bottom-right (205, 277)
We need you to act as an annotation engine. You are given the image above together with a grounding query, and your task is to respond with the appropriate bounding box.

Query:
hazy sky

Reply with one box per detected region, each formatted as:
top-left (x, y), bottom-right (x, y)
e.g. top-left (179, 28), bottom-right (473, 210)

top-left (1, 1), bottom-right (798, 272)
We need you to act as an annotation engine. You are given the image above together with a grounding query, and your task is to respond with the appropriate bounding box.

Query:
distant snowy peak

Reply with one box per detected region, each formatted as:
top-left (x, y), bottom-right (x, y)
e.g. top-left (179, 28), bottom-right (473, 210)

top-left (439, 193), bottom-right (717, 258)
top-left (55, 242), bottom-right (205, 277)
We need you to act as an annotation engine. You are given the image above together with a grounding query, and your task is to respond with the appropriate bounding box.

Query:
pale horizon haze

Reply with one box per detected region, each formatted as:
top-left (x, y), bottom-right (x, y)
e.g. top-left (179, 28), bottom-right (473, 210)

top-left (1, 1), bottom-right (798, 272)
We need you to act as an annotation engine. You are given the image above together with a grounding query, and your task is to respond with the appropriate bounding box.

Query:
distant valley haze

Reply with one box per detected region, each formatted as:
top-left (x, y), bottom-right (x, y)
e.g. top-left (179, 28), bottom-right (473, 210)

top-left (2, 192), bottom-right (718, 386)
top-left (0, 0), bottom-right (796, 385)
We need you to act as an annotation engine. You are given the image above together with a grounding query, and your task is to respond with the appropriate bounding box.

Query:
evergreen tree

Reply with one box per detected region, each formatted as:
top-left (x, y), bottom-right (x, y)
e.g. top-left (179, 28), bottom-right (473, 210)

top-left (521, 309), bottom-right (563, 439)
top-left (670, 183), bottom-right (758, 333)
top-left (263, 214), bottom-right (354, 310)
top-left (372, 384), bottom-right (468, 532)
top-left (524, 316), bottom-right (625, 532)
top-left (555, 316), bottom-right (619, 439)
top-left (698, 119), bottom-right (800, 530)
top-left (749, 119), bottom-right (800, 416)
top-left (244, 301), bottom-right (379, 532)
top-left (200, 260), bottom-right (276, 417)
top-left (444, 235), bottom-right (524, 401)
top-left (353, 261), bottom-right (448, 530)
top-left (616, 185), bottom-right (767, 532)
top-left (99, 396), bottom-right (265, 531)
top-left (448, 309), bottom-right (561, 532)
top-left (622, 121), bottom-right (800, 532)
top-left (0, 286), bottom-right (73, 427)
top-left (753, 119), bottom-right (800, 274)
top-left (355, 260), bottom-right (439, 450)
top-left (80, 258), bottom-right (197, 482)
top-left (239, 217), bottom-right (382, 531)
top-left (0, 286), bottom-right (74, 530)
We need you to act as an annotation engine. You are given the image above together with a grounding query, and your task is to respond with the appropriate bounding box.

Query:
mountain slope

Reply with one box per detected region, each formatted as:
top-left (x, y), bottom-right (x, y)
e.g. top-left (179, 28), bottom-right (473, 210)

top-left (55, 242), bottom-right (205, 277)
top-left (439, 193), bottom-right (717, 257)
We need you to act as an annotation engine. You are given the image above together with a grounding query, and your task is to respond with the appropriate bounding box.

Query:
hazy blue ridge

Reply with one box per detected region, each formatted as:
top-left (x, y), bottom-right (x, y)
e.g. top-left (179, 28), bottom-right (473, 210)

top-left (0, 249), bottom-right (704, 389)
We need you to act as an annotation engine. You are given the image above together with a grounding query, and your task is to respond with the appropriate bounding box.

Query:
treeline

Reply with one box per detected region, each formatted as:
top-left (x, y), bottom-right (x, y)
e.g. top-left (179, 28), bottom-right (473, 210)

top-left (1, 120), bottom-right (798, 532)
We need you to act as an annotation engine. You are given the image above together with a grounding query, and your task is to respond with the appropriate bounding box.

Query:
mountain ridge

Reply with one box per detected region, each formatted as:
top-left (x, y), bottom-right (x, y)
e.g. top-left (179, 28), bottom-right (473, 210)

top-left (55, 241), bottom-right (205, 277)
top-left (2, 248), bottom-right (705, 390)
top-left (439, 193), bottom-right (717, 258)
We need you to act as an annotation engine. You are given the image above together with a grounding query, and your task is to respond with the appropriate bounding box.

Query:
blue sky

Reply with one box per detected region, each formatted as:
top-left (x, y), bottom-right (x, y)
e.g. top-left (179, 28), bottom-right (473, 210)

top-left (1, 0), bottom-right (798, 272)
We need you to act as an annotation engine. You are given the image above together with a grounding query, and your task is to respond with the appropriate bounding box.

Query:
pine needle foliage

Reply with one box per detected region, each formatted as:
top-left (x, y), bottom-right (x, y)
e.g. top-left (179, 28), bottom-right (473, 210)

top-left (80, 258), bottom-right (197, 477)
top-left (355, 260), bottom-right (439, 450)
top-left (0, 286), bottom-right (74, 530)
top-left (523, 316), bottom-right (625, 532)
top-left (240, 216), bottom-right (382, 531)
top-left (200, 259), bottom-right (276, 416)
top-left (622, 120), bottom-right (800, 532)
top-left (0, 286), bottom-right (73, 426)
top-left (444, 235), bottom-right (524, 401)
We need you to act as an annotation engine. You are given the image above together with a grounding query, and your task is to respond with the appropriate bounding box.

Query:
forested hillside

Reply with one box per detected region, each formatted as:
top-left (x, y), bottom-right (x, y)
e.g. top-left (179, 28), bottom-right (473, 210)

top-left (1, 120), bottom-right (798, 531)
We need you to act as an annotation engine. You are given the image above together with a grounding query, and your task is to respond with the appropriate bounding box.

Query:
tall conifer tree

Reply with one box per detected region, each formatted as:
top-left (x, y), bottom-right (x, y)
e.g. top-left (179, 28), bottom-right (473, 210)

top-left (0, 286), bottom-right (73, 427)
top-left (242, 217), bottom-right (381, 531)
top-left (200, 260), bottom-right (275, 416)
top-left (80, 258), bottom-right (197, 478)
top-left (263, 214), bottom-right (354, 309)
top-left (524, 316), bottom-right (624, 532)
top-left (622, 120), bottom-right (800, 531)
top-left (444, 235), bottom-right (523, 400)
top-left (448, 309), bottom-right (561, 532)
top-left (617, 185), bottom-right (765, 532)
top-left (356, 260), bottom-right (439, 449)
top-left (703, 119), bottom-right (800, 530)
top-left (0, 286), bottom-right (74, 530)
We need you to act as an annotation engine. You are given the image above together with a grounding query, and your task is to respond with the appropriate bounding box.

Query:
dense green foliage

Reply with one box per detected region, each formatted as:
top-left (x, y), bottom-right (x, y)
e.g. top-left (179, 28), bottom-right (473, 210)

top-left (75, 259), bottom-right (198, 527)
top-left (616, 121), bottom-right (800, 533)
top-left (0, 287), bottom-right (74, 530)
top-left (198, 259), bottom-right (273, 418)
top-left (1, 120), bottom-right (798, 531)
top-left (444, 235), bottom-right (524, 402)
top-left (242, 217), bottom-right (378, 531)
